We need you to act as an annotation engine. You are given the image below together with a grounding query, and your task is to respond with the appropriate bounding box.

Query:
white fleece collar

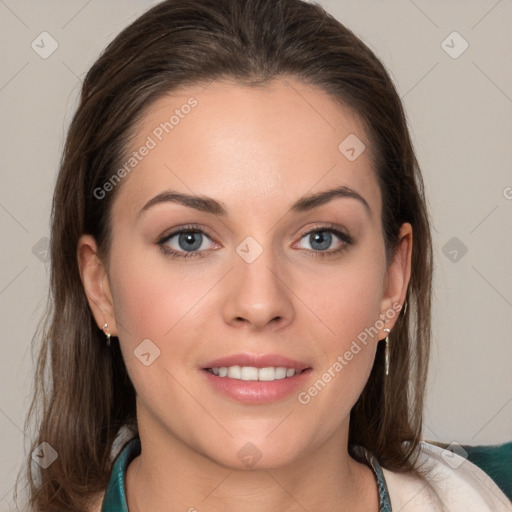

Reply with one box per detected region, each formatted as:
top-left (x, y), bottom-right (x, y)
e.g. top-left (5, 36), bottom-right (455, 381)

top-left (382, 441), bottom-right (512, 511)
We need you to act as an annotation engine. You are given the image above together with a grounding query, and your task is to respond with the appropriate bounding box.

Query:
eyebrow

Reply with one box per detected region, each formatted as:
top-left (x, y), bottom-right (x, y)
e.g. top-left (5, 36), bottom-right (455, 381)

top-left (137, 185), bottom-right (371, 219)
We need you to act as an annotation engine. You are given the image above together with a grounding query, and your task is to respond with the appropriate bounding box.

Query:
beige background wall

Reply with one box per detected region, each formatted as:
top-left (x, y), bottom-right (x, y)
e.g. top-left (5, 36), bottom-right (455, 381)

top-left (1, 0), bottom-right (511, 508)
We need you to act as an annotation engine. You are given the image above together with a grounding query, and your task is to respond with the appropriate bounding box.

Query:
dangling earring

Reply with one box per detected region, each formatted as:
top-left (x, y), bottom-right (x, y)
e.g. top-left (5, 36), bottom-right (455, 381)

top-left (383, 328), bottom-right (391, 376)
top-left (102, 322), bottom-right (111, 347)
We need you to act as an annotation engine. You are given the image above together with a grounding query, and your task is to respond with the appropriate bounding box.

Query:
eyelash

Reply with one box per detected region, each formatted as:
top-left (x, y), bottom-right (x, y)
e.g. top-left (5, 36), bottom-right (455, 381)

top-left (156, 223), bottom-right (354, 260)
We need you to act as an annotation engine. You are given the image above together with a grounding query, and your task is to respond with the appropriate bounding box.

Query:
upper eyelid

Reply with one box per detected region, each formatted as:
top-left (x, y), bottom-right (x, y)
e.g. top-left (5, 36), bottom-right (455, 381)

top-left (158, 225), bottom-right (215, 243)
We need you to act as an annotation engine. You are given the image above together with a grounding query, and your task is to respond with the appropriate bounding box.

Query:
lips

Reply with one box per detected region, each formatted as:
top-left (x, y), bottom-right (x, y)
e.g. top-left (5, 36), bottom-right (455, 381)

top-left (200, 352), bottom-right (313, 404)
top-left (202, 353), bottom-right (311, 372)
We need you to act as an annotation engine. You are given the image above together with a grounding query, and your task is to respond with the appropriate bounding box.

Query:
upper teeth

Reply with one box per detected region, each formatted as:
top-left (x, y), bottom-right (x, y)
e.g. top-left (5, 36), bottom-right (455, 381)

top-left (207, 366), bottom-right (300, 381)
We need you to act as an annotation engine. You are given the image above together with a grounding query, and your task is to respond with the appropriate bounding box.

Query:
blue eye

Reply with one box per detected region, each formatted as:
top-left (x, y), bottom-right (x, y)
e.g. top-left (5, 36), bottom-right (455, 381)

top-left (157, 225), bottom-right (215, 259)
top-left (157, 223), bottom-right (353, 259)
top-left (295, 225), bottom-right (354, 257)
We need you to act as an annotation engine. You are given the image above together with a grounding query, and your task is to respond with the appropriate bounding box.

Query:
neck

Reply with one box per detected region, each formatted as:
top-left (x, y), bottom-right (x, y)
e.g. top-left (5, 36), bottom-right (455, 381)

top-left (125, 418), bottom-right (379, 512)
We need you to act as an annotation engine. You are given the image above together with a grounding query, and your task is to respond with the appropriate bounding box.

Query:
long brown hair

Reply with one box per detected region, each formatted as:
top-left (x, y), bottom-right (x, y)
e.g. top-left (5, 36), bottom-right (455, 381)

top-left (17, 0), bottom-right (433, 510)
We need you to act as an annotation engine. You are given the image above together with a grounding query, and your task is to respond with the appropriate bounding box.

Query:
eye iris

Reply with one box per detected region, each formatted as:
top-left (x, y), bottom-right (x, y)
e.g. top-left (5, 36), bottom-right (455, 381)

top-left (310, 231), bottom-right (332, 251)
top-left (179, 232), bottom-right (202, 251)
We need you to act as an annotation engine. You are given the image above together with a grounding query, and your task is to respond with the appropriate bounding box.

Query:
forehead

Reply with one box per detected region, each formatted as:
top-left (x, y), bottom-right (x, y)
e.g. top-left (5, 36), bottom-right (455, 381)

top-left (112, 77), bottom-right (380, 222)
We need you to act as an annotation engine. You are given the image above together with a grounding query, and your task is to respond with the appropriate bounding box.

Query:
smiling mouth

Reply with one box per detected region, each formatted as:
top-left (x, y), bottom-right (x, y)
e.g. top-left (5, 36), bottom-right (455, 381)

top-left (204, 365), bottom-right (309, 381)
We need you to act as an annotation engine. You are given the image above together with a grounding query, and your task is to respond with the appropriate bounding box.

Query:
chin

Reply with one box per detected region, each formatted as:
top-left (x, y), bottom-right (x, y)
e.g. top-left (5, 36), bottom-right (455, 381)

top-left (199, 434), bottom-right (308, 472)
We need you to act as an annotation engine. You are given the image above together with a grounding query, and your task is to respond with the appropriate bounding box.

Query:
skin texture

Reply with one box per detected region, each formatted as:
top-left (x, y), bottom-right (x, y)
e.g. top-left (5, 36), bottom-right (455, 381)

top-left (78, 77), bottom-right (412, 512)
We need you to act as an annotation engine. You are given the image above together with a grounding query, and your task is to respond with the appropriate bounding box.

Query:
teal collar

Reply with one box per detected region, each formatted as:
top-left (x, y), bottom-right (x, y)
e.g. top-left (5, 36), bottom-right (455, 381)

top-left (351, 444), bottom-right (392, 512)
top-left (101, 437), bottom-right (141, 512)
top-left (101, 437), bottom-right (392, 511)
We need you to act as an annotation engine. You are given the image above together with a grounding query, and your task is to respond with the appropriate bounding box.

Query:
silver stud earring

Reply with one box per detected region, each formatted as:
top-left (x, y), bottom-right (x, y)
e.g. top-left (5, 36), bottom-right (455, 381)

top-left (102, 322), bottom-right (111, 347)
top-left (383, 328), bottom-right (391, 376)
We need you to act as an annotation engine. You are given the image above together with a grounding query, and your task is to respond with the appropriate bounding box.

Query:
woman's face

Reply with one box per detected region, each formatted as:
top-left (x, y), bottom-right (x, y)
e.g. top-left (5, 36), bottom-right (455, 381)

top-left (80, 77), bottom-right (411, 469)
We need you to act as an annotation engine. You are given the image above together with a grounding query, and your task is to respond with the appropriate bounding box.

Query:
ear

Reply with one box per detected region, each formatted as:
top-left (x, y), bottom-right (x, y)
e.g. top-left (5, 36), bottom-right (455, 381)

top-left (77, 234), bottom-right (118, 336)
top-left (379, 222), bottom-right (413, 332)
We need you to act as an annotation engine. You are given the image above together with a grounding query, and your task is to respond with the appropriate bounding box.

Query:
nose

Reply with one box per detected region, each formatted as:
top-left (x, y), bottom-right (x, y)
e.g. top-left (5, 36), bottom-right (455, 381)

top-left (222, 243), bottom-right (295, 332)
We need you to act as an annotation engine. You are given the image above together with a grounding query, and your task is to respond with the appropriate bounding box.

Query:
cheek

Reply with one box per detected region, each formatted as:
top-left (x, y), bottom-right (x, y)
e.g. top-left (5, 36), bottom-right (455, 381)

top-left (108, 244), bottom-right (219, 399)
top-left (108, 251), bottom-right (204, 415)
top-left (311, 248), bottom-right (386, 341)
top-left (109, 244), bottom-right (207, 343)
top-left (298, 243), bottom-right (386, 410)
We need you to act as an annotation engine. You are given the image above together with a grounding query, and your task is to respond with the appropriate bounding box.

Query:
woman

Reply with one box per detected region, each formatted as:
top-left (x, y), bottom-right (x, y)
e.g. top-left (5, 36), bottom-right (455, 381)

top-left (18, 0), bottom-right (511, 510)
